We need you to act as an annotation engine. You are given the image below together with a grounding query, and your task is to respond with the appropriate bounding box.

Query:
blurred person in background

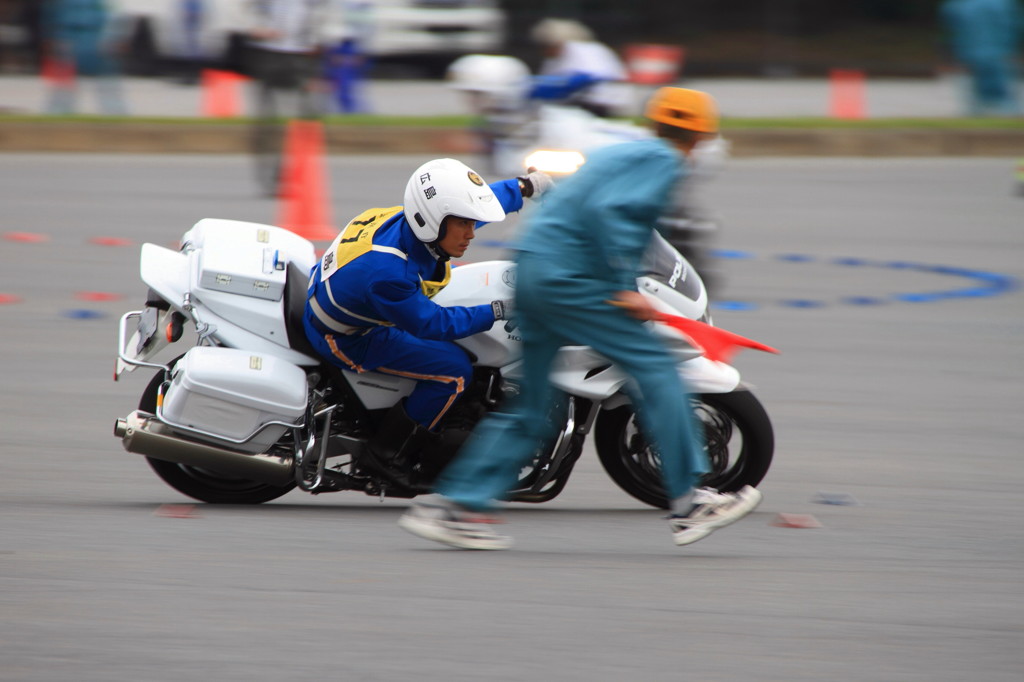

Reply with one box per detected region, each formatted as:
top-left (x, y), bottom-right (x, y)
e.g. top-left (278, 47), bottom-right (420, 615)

top-left (398, 88), bottom-right (762, 551)
top-left (303, 158), bottom-right (551, 490)
top-left (15, 0), bottom-right (46, 71)
top-left (940, 0), bottom-right (1023, 116)
top-left (243, 0), bottom-right (343, 195)
top-left (324, 0), bottom-right (372, 114)
top-left (0, 0), bottom-right (30, 72)
top-left (41, 0), bottom-right (128, 115)
top-left (27, 1), bottom-right (46, 71)
top-left (177, 0), bottom-right (205, 83)
top-left (528, 17), bottom-right (632, 118)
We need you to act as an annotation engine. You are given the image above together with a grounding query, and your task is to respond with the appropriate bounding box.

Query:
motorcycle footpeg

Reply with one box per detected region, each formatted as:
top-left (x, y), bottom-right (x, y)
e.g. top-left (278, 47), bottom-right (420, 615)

top-left (357, 457), bottom-right (426, 494)
top-left (309, 469), bottom-right (355, 493)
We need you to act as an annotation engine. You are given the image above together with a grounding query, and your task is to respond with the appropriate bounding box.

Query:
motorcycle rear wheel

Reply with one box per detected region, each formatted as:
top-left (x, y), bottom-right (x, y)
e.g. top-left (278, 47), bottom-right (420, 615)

top-left (594, 390), bottom-right (774, 509)
top-left (139, 368), bottom-right (297, 504)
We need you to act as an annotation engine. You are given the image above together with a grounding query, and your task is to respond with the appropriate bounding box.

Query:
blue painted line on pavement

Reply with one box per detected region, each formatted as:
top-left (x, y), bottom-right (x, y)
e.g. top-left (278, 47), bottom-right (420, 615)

top-left (709, 252), bottom-right (1017, 311)
top-left (711, 249), bottom-right (755, 260)
top-left (62, 309), bottom-right (106, 320)
top-left (841, 296), bottom-right (886, 306)
top-left (781, 299), bottom-right (827, 308)
top-left (466, 242), bottom-right (1018, 311)
top-left (712, 300), bottom-right (759, 311)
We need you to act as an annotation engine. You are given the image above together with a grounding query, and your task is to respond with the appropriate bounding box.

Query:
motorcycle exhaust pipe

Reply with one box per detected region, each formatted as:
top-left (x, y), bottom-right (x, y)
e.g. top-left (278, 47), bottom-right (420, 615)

top-left (114, 411), bottom-right (294, 486)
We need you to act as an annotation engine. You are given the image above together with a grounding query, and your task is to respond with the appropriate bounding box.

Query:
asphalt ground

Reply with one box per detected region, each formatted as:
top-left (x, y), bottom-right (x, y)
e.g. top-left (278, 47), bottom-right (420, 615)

top-left (1, 154), bottom-right (1022, 681)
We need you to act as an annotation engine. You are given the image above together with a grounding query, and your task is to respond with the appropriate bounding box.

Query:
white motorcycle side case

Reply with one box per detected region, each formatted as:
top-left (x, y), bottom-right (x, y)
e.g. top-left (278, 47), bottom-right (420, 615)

top-left (162, 347), bottom-right (308, 453)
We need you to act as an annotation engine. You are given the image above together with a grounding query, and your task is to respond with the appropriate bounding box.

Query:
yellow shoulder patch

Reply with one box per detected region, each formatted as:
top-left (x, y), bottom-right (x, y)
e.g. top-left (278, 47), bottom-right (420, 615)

top-left (321, 206), bottom-right (403, 280)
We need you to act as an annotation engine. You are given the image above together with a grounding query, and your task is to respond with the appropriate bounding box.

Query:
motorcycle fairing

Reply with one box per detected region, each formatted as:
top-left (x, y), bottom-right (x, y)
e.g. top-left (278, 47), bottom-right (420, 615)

top-left (545, 347), bottom-right (741, 405)
top-left (341, 370), bottom-right (416, 410)
top-left (433, 261), bottom-right (519, 368)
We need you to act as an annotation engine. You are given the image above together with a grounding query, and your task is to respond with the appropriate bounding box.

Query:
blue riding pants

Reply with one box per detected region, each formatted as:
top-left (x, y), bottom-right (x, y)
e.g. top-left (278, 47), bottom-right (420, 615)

top-left (303, 319), bottom-right (473, 430)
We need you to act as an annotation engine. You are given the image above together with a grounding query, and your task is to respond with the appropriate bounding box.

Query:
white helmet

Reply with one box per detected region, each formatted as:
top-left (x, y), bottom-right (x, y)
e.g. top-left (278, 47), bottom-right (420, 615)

top-left (447, 54), bottom-right (531, 101)
top-left (403, 158), bottom-right (507, 243)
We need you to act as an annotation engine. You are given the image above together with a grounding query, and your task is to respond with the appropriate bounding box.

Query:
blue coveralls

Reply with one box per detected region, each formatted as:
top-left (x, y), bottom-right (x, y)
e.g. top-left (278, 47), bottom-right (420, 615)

top-left (42, 0), bottom-right (125, 114)
top-left (43, 0), bottom-right (117, 76)
top-left (303, 180), bottom-right (523, 429)
top-left (940, 0), bottom-right (1023, 115)
top-left (436, 138), bottom-right (709, 511)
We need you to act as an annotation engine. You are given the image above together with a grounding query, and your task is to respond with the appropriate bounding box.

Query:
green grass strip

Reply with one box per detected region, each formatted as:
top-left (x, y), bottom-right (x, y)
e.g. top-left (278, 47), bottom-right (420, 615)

top-left (2, 113), bottom-right (1022, 130)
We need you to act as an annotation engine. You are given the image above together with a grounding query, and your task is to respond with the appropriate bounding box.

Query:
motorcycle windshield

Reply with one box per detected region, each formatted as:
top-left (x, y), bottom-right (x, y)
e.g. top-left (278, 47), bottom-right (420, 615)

top-left (640, 232), bottom-right (704, 303)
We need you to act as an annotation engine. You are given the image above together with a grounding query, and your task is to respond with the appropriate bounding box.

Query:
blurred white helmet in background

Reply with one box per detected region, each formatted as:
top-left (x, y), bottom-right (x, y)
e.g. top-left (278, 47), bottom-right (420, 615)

top-left (447, 54), bottom-right (531, 102)
top-left (403, 158), bottom-right (506, 243)
top-left (530, 18), bottom-right (594, 46)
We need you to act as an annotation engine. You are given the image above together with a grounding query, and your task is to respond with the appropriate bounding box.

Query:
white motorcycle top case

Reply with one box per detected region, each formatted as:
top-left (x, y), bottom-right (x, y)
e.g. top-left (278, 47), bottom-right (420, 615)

top-left (162, 346), bottom-right (308, 454)
top-left (184, 218), bottom-right (317, 301)
top-left (158, 218), bottom-right (321, 365)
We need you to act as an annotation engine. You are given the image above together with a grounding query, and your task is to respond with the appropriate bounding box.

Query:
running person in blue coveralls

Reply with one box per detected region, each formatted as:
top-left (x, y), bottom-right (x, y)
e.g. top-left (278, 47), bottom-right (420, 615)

top-left (399, 89), bottom-right (763, 550)
top-left (303, 158), bottom-right (552, 490)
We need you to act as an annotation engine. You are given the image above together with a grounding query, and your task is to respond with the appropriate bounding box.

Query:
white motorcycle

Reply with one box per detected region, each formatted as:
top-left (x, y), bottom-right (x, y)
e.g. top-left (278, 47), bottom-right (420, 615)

top-left (113, 218), bottom-right (774, 508)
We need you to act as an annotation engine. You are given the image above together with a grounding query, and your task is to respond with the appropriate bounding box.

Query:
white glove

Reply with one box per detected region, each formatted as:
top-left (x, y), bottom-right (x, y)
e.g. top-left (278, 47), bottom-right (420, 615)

top-left (517, 169), bottom-right (554, 200)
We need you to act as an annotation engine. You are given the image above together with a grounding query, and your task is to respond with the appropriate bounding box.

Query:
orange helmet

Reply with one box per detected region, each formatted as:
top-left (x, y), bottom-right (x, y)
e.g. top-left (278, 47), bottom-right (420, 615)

top-left (645, 87), bottom-right (719, 134)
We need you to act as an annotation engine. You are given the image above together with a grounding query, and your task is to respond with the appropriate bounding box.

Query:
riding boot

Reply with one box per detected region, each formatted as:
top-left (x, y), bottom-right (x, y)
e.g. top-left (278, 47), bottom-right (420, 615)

top-left (416, 427), bottom-right (471, 484)
top-left (362, 402), bottom-right (437, 492)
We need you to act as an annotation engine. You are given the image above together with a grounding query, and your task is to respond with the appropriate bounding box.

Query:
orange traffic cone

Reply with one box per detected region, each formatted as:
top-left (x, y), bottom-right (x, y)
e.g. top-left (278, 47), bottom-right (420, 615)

top-left (276, 120), bottom-right (336, 241)
top-left (828, 69), bottom-right (867, 120)
top-left (201, 69), bottom-right (244, 118)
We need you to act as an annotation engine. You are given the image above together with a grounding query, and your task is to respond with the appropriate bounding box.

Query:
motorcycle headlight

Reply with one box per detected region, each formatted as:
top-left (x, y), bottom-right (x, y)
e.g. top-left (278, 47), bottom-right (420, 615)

top-left (523, 149), bottom-right (585, 175)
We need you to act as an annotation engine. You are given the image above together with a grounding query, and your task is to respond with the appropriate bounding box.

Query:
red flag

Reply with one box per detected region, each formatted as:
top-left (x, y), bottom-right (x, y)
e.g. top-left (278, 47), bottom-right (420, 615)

top-left (654, 312), bottom-right (779, 363)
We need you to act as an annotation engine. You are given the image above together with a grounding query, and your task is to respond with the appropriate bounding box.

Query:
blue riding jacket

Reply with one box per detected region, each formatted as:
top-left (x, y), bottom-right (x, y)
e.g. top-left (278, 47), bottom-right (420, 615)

top-left (304, 179), bottom-right (523, 344)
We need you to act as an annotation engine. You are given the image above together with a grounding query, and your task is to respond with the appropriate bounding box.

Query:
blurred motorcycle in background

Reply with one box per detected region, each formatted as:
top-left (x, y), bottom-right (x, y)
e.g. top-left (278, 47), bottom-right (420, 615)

top-left (447, 53), bottom-right (729, 292)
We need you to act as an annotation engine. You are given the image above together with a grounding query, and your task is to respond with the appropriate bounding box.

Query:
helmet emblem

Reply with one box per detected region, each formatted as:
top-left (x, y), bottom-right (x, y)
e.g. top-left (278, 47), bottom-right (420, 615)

top-left (467, 171), bottom-right (484, 186)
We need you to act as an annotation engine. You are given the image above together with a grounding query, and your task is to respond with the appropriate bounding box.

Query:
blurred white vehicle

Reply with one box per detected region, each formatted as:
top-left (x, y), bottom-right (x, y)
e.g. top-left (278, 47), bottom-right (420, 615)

top-left (367, 0), bottom-right (505, 59)
top-left (118, 0), bottom-right (505, 72)
top-left (118, 0), bottom-right (248, 69)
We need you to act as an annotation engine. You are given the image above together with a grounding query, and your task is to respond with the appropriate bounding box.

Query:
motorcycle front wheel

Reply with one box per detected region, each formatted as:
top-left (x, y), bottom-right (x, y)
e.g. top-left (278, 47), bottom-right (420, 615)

top-left (139, 368), bottom-right (297, 504)
top-left (594, 389), bottom-right (774, 509)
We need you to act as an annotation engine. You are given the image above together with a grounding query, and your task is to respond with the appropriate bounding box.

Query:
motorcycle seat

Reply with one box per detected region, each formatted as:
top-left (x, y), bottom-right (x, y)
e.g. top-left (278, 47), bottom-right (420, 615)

top-left (283, 261), bottom-right (321, 361)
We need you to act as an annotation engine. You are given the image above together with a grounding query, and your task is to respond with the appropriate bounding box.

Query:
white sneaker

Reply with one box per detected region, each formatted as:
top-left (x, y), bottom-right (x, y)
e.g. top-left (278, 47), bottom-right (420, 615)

top-left (399, 495), bottom-right (512, 550)
top-left (669, 486), bottom-right (762, 546)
